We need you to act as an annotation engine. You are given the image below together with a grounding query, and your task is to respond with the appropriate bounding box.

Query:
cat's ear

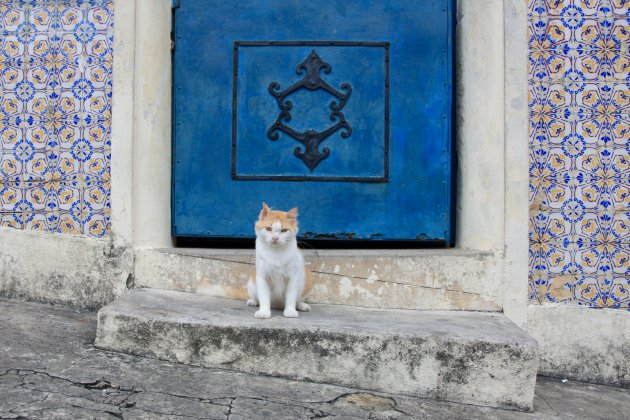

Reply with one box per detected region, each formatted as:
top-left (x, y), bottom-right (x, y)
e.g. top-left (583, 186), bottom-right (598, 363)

top-left (287, 207), bottom-right (298, 219)
top-left (260, 202), bottom-right (270, 219)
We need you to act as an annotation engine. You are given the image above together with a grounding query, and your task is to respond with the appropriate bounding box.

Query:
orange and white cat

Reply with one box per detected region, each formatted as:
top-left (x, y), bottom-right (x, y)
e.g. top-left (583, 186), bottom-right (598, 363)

top-left (197, 202), bottom-right (312, 319)
top-left (248, 202), bottom-right (312, 318)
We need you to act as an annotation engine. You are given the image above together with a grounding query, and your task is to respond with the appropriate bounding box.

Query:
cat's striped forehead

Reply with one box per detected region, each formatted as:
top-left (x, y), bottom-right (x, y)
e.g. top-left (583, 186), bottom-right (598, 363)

top-left (255, 210), bottom-right (298, 231)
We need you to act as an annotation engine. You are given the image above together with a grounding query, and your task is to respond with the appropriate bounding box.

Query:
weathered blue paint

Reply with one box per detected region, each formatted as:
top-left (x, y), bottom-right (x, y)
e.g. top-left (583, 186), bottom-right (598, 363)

top-left (173, 0), bottom-right (454, 242)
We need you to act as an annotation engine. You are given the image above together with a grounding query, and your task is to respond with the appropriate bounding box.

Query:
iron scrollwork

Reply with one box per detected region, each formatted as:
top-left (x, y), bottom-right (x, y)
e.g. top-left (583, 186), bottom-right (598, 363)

top-left (267, 50), bottom-right (352, 171)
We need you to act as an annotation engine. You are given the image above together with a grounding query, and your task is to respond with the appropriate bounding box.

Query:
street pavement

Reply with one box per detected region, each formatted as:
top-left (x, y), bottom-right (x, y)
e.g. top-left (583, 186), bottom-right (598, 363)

top-left (1, 298), bottom-right (628, 419)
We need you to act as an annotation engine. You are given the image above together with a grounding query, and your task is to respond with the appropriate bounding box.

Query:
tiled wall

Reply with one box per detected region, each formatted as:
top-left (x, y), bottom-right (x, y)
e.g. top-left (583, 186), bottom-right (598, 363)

top-left (529, 0), bottom-right (629, 309)
top-left (0, 0), bottom-right (113, 238)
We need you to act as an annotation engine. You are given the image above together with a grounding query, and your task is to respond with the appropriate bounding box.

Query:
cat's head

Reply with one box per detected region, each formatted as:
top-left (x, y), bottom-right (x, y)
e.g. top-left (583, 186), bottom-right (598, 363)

top-left (255, 202), bottom-right (298, 247)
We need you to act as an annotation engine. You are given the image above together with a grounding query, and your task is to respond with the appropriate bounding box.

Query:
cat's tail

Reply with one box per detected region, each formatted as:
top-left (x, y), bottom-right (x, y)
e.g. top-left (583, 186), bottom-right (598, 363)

top-left (196, 281), bottom-right (249, 301)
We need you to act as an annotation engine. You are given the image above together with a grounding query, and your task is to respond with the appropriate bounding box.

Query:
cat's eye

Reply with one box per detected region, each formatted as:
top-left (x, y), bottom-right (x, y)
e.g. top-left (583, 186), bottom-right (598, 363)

top-left (281, 228), bottom-right (288, 233)
top-left (265, 227), bottom-right (272, 231)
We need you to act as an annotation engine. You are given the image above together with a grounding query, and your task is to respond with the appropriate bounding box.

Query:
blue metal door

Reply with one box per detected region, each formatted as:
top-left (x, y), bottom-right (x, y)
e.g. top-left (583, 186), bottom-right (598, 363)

top-left (172, 0), bottom-right (454, 243)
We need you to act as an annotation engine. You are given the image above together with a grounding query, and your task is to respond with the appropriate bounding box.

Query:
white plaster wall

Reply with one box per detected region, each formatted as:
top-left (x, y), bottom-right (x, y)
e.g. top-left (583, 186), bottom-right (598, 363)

top-left (527, 305), bottom-right (630, 386)
top-left (455, 0), bottom-right (506, 252)
top-left (132, 0), bottom-right (174, 249)
top-left (502, 0), bottom-right (530, 327)
top-left (110, 0), bottom-right (136, 248)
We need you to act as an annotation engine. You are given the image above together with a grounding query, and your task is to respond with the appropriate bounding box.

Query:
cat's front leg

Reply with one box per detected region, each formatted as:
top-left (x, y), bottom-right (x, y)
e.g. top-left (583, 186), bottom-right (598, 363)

top-left (254, 273), bottom-right (271, 319)
top-left (283, 276), bottom-right (300, 318)
top-left (246, 277), bottom-right (259, 307)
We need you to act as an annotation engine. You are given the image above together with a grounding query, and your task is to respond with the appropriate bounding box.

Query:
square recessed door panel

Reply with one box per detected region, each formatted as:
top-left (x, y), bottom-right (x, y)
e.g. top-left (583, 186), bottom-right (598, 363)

top-left (173, 0), bottom-right (454, 242)
top-left (233, 42), bottom-right (388, 181)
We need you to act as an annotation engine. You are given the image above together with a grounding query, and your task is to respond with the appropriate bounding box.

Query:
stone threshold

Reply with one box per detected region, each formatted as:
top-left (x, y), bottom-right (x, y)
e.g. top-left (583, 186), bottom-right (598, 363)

top-left (134, 248), bottom-right (503, 311)
top-left (95, 288), bottom-right (538, 411)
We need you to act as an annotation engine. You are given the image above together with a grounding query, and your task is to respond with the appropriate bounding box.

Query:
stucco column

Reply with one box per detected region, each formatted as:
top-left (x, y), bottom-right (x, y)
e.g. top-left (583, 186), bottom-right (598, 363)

top-left (110, 0), bottom-right (135, 247)
top-left (132, 0), bottom-right (174, 248)
top-left (503, 0), bottom-right (530, 327)
top-left (455, 0), bottom-right (506, 252)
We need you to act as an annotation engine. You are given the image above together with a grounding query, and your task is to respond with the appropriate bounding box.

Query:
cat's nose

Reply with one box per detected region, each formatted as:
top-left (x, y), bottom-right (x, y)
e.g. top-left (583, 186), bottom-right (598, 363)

top-left (271, 233), bottom-right (280, 241)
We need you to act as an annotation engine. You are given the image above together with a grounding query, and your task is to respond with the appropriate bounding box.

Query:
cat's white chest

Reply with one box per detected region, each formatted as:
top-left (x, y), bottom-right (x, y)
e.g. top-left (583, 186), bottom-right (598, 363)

top-left (256, 243), bottom-right (303, 303)
top-left (264, 263), bottom-right (288, 283)
top-left (258, 254), bottom-right (298, 281)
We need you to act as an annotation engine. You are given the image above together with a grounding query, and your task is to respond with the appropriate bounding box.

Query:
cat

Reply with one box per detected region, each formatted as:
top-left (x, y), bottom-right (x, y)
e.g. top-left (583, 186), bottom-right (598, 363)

top-left (247, 202), bottom-right (312, 318)
top-left (196, 202), bottom-right (312, 319)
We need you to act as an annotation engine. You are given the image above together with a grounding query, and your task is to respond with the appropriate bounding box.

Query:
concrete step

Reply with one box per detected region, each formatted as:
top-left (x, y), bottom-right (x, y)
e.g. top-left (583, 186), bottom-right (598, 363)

top-left (95, 288), bottom-right (539, 411)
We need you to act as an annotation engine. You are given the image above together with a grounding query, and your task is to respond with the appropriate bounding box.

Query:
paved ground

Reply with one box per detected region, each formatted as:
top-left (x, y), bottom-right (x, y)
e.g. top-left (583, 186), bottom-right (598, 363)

top-left (1, 298), bottom-right (628, 419)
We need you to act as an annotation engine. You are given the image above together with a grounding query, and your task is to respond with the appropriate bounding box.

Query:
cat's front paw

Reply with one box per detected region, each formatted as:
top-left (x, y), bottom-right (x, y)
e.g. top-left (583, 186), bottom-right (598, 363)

top-left (296, 302), bottom-right (310, 312)
top-left (283, 309), bottom-right (299, 318)
top-left (254, 309), bottom-right (271, 319)
top-left (247, 299), bottom-right (259, 307)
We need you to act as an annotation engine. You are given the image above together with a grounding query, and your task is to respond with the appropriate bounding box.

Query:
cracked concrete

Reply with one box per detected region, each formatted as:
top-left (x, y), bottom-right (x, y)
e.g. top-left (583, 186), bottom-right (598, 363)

top-left (2, 298), bottom-right (629, 419)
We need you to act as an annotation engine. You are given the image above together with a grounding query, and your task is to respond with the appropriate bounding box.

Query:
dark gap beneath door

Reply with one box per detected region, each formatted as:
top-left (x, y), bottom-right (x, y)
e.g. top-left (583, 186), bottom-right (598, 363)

top-left (175, 237), bottom-right (450, 249)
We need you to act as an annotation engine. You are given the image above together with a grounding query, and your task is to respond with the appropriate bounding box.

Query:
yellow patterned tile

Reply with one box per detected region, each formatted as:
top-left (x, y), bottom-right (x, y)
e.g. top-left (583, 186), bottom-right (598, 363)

top-left (57, 212), bottom-right (81, 235)
top-left (529, 1), bottom-right (630, 309)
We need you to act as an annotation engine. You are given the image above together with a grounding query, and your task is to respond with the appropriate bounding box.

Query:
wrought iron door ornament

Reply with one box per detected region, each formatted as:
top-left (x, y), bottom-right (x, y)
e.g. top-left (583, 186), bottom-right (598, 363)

top-left (267, 50), bottom-right (352, 171)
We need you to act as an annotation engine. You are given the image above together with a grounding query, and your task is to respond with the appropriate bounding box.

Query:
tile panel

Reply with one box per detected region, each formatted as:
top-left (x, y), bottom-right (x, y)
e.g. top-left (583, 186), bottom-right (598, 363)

top-left (0, 0), bottom-right (113, 238)
top-left (529, 0), bottom-right (629, 309)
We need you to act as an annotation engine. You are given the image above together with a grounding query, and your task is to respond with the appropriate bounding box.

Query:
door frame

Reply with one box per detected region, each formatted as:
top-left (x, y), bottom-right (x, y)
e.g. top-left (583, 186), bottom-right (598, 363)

top-left (110, 0), bottom-right (528, 325)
